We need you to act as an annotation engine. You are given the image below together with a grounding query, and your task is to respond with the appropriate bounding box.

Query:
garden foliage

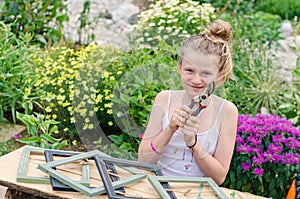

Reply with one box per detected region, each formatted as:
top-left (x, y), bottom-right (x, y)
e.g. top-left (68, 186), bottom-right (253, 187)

top-left (223, 114), bottom-right (300, 198)
top-left (0, 0), bottom-right (68, 47)
top-left (0, 22), bottom-right (39, 123)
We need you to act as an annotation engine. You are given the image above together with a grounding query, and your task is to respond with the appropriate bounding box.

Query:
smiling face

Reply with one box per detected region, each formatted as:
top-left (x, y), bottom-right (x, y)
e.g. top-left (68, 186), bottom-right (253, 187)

top-left (179, 51), bottom-right (220, 98)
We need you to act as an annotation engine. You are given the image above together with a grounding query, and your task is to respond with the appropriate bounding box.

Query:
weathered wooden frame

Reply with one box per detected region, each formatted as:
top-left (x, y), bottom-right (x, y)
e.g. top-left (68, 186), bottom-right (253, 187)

top-left (38, 150), bottom-right (147, 197)
top-left (17, 146), bottom-right (50, 184)
top-left (148, 176), bottom-right (229, 199)
top-left (94, 155), bottom-right (176, 199)
top-left (44, 150), bottom-right (90, 191)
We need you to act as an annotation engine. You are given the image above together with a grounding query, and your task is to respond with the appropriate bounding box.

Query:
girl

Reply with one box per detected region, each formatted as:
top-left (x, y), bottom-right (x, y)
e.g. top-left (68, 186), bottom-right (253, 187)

top-left (138, 20), bottom-right (238, 185)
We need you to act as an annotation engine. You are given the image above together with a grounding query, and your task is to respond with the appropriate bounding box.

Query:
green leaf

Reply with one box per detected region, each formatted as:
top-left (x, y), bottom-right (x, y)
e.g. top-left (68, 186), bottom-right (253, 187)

top-left (52, 140), bottom-right (69, 150)
top-left (16, 136), bottom-right (40, 144)
top-left (108, 134), bottom-right (123, 145)
top-left (49, 125), bottom-right (58, 134)
top-left (40, 134), bottom-right (62, 143)
top-left (120, 142), bottom-right (132, 150)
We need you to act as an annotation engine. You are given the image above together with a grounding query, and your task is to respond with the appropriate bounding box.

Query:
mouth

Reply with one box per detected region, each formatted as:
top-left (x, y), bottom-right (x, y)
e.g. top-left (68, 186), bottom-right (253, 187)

top-left (190, 85), bottom-right (204, 89)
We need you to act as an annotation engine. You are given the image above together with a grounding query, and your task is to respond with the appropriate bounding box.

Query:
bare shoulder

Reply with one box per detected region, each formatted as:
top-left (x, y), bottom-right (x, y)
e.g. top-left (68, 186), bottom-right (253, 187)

top-left (154, 90), bottom-right (182, 104)
top-left (224, 100), bottom-right (238, 116)
top-left (213, 95), bottom-right (238, 116)
top-left (154, 90), bottom-right (170, 104)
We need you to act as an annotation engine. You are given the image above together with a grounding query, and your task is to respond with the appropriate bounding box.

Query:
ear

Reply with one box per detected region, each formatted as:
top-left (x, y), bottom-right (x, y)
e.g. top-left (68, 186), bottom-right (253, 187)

top-left (217, 71), bottom-right (225, 84)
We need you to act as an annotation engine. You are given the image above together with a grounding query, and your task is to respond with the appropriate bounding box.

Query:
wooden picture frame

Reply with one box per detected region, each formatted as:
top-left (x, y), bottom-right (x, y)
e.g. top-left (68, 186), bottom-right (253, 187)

top-left (38, 150), bottom-right (147, 197)
top-left (148, 176), bottom-right (229, 199)
top-left (17, 146), bottom-right (50, 184)
top-left (94, 155), bottom-right (176, 199)
top-left (44, 150), bottom-right (90, 191)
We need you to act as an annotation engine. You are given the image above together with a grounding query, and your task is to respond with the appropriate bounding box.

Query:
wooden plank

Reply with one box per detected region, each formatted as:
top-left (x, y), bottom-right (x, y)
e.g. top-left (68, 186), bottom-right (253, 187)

top-left (0, 146), bottom-right (268, 199)
top-left (0, 184), bottom-right (8, 199)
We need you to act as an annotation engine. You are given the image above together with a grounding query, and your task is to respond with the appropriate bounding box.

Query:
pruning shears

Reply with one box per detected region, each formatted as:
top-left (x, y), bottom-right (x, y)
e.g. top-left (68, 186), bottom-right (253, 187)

top-left (188, 81), bottom-right (215, 116)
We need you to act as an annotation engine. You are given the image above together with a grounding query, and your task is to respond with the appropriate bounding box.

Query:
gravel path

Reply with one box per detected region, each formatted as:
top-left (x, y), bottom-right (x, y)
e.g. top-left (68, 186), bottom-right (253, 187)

top-left (63, 0), bottom-right (147, 50)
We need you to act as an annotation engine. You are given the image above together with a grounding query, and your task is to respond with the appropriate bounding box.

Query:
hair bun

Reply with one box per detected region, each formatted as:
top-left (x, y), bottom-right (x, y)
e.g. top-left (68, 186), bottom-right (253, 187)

top-left (207, 20), bottom-right (233, 42)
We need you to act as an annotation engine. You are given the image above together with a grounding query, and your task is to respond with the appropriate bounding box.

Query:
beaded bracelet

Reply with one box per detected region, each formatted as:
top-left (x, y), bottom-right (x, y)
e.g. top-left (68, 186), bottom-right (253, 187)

top-left (150, 140), bottom-right (164, 155)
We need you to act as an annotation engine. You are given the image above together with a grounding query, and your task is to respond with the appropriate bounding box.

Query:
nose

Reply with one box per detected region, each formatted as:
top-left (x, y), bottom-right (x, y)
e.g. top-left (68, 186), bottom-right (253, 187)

top-left (192, 73), bottom-right (206, 85)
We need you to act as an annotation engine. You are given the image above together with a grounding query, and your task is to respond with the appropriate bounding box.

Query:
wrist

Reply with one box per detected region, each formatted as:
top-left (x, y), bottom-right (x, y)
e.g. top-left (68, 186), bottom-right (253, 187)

top-left (186, 135), bottom-right (197, 148)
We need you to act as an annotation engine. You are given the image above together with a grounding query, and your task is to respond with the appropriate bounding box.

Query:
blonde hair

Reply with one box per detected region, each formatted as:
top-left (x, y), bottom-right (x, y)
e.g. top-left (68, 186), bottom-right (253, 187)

top-left (179, 20), bottom-right (234, 81)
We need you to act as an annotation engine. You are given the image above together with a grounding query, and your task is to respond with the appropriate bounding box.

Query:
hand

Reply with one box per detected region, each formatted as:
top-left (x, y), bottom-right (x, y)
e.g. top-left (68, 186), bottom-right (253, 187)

top-left (182, 116), bottom-right (199, 146)
top-left (168, 105), bottom-right (191, 132)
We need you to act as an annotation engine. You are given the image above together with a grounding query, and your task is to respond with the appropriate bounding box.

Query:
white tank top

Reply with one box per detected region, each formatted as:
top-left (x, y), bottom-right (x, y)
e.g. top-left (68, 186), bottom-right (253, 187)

top-left (157, 91), bottom-right (226, 177)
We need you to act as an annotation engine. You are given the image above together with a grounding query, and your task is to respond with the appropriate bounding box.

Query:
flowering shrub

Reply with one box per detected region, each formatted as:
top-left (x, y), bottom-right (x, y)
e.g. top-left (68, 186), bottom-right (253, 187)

top-left (32, 44), bottom-right (125, 142)
top-left (132, 0), bottom-right (216, 48)
top-left (223, 114), bottom-right (300, 198)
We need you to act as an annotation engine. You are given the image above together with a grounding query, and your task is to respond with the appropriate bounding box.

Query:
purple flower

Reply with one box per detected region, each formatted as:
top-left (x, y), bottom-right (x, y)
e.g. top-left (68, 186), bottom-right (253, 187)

top-left (251, 146), bottom-right (262, 153)
top-left (241, 162), bottom-right (252, 171)
top-left (283, 137), bottom-right (298, 150)
top-left (144, 89), bottom-right (149, 92)
top-left (282, 153), bottom-right (300, 165)
top-left (236, 134), bottom-right (244, 144)
top-left (14, 134), bottom-right (19, 139)
top-left (252, 154), bottom-right (264, 165)
top-left (248, 136), bottom-right (262, 145)
top-left (143, 68), bottom-right (147, 74)
top-left (236, 144), bottom-right (252, 153)
top-left (253, 168), bottom-right (264, 176)
top-left (263, 152), bottom-right (281, 163)
top-left (272, 134), bottom-right (283, 143)
top-left (267, 143), bottom-right (283, 153)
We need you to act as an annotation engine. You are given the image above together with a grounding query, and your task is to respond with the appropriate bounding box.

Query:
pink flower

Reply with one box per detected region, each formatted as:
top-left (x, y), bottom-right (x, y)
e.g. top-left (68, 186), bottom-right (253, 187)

top-left (138, 133), bottom-right (144, 139)
top-left (241, 162), bottom-right (252, 171)
top-left (14, 134), bottom-right (19, 139)
top-left (253, 168), bottom-right (264, 176)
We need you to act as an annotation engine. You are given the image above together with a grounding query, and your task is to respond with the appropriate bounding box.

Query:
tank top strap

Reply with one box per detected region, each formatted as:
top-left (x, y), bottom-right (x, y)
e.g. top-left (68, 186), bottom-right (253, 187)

top-left (215, 99), bottom-right (226, 124)
top-left (166, 90), bottom-right (171, 117)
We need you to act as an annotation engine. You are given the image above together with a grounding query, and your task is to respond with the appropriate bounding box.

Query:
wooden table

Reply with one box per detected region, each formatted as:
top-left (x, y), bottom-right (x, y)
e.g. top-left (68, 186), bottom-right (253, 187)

top-left (0, 146), bottom-right (267, 199)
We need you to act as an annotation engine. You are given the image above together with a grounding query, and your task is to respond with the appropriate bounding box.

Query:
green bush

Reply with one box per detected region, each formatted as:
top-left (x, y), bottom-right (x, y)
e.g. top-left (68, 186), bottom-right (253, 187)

top-left (0, 22), bottom-right (40, 123)
top-left (255, 0), bottom-right (300, 20)
top-left (196, 0), bottom-right (256, 15)
top-left (223, 114), bottom-right (300, 198)
top-left (219, 11), bottom-right (282, 43)
top-left (218, 39), bottom-right (287, 115)
top-left (0, 0), bottom-right (69, 47)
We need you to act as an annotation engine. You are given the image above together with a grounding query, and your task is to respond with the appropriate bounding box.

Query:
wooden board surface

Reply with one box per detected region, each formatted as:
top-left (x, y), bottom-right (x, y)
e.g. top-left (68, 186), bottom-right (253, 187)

top-left (0, 146), bottom-right (267, 199)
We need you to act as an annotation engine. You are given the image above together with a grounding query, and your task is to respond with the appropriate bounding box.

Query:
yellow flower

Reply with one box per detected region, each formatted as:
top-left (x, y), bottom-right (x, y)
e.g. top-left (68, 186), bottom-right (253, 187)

top-left (72, 140), bottom-right (77, 146)
top-left (85, 118), bottom-right (90, 123)
top-left (45, 106), bottom-right (52, 113)
top-left (108, 121), bottom-right (113, 126)
top-left (64, 128), bottom-right (69, 132)
top-left (70, 117), bottom-right (75, 123)
top-left (52, 114), bottom-right (57, 119)
top-left (107, 109), bottom-right (113, 114)
top-left (109, 76), bottom-right (115, 81)
top-left (88, 124), bottom-right (94, 129)
top-left (101, 71), bottom-right (110, 78)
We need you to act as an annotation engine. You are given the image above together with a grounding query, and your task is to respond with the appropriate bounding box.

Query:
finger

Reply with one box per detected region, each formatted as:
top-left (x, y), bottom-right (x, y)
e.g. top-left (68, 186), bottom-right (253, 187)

top-left (185, 117), bottom-right (200, 127)
top-left (182, 124), bottom-right (197, 133)
top-left (174, 108), bottom-right (190, 119)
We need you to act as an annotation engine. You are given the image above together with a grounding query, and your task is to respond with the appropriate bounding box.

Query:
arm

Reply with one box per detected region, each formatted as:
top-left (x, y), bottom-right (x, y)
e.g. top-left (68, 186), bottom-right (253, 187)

top-left (138, 91), bottom-right (191, 164)
top-left (183, 101), bottom-right (238, 185)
